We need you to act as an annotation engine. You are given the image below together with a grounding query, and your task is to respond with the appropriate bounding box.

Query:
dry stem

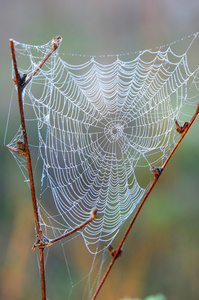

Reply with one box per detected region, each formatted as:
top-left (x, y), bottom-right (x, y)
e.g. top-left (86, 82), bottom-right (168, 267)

top-left (92, 102), bottom-right (199, 300)
top-left (9, 36), bottom-right (62, 300)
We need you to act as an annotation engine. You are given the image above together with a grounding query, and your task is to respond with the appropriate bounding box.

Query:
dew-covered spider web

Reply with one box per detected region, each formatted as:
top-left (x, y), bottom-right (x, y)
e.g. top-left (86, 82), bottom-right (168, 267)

top-left (5, 32), bottom-right (199, 299)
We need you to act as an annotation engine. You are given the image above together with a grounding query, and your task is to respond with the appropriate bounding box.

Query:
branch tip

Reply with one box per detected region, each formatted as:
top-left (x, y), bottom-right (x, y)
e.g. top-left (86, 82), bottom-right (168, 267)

top-left (91, 207), bottom-right (97, 219)
top-left (51, 35), bottom-right (62, 51)
top-left (5, 144), bottom-right (26, 156)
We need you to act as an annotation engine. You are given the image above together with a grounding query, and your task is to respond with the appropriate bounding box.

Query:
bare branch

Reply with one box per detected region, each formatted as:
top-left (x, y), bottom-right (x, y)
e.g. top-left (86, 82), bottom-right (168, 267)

top-left (10, 39), bottom-right (40, 234)
top-left (5, 145), bottom-right (26, 156)
top-left (92, 101), bottom-right (199, 300)
top-left (32, 207), bottom-right (97, 249)
top-left (8, 37), bottom-right (62, 300)
top-left (39, 248), bottom-right (46, 300)
top-left (23, 36), bottom-right (62, 89)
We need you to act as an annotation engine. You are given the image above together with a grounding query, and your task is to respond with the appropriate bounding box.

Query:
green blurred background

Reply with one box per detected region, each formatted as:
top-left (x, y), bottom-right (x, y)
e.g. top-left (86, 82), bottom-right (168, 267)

top-left (0, 1), bottom-right (199, 299)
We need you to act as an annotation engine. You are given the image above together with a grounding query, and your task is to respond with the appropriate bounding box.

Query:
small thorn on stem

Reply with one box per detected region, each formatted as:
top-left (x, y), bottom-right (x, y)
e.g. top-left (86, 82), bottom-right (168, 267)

top-left (174, 119), bottom-right (189, 134)
top-left (16, 138), bottom-right (26, 152)
top-left (12, 73), bottom-right (27, 88)
top-left (32, 230), bottom-right (50, 250)
top-left (151, 167), bottom-right (162, 178)
top-left (51, 36), bottom-right (62, 51)
top-left (106, 244), bottom-right (123, 259)
top-left (91, 207), bottom-right (97, 220)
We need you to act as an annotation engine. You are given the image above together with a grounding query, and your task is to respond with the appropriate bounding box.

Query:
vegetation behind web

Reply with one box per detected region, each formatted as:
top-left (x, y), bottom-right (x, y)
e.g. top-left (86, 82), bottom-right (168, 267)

top-left (119, 294), bottom-right (166, 300)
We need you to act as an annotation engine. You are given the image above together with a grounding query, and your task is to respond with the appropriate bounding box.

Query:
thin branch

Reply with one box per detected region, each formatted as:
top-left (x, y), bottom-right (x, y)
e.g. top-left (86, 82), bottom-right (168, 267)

top-left (9, 36), bottom-right (62, 300)
top-left (23, 36), bottom-right (62, 89)
top-left (5, 145), bottom-right (26, 156)
top-left (32, 208), bottom-right (97, 250)
top-left (47, 207), bottom-right (97, 247)
top-left (10, 39), bottom-right (41, 235)
top-left (39, 248), bottom-right (46, 300)
top-left (92, 102), bottom-right (199, 300)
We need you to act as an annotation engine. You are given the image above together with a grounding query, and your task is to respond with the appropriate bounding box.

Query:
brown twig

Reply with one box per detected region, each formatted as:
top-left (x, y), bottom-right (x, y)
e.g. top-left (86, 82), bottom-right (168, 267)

top-left (23, 36), bottom-right (62, 89)
top-left (10, 39), bottom-right (41, 235)
top-left (32, 207), bottom-right (97, 249)
top-left (10, 38), bottom-right (46, 299)
top-left (9, 35), bottom-right (63, 234)
top-left (5, 145), bottom-right (27, 156)
top-left (9, 36), bottom-right (62, 300)
top-left (9, 36), bottom-right (99, 300)
top-left (92, 101), bottom-right (199, 300)
top-left (39, 248), bottom-right (46, 300)
top-left (47, 207), bottom-right (97, 246)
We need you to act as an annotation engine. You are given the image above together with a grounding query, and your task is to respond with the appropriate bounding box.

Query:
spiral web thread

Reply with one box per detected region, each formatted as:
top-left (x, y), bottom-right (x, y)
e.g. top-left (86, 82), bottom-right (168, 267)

top-left (6, 32), bottom-right (199, 298)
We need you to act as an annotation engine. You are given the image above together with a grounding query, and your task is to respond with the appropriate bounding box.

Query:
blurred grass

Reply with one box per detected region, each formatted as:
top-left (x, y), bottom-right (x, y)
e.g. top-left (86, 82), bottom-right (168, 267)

top-left (119, 294), bottom-right (166, 300)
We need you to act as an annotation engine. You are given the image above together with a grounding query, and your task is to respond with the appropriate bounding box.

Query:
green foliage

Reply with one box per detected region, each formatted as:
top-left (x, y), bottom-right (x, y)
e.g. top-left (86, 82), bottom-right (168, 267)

top-left (144, 295), bottom-right (166, 300)
top-left (119, 294), bottom-right (166, 300)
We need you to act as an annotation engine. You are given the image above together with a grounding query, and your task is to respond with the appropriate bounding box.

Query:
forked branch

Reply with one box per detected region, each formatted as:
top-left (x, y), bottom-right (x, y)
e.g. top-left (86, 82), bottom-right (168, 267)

top-left (10, 38), bottom-right (47, 300)
top-left (92, 102), bottom-right (199, 300)
top-left (32, 207), bottom-right (97, 250)
top-left (46, 207), bottom-right (97, 247)
top-left (9, 36), bottom-right (62, 233)
top-left (9, 39), bottom-right (41, 235)
top-left (9, 36), bottom-right (97, 300)
top-left (23, 36), bottom-right (62, 89)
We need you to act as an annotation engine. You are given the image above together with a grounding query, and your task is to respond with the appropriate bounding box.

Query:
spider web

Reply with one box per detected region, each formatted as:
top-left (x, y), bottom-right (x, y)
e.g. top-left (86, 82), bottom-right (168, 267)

top-left (5, 32), bottom-right (199, 299)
